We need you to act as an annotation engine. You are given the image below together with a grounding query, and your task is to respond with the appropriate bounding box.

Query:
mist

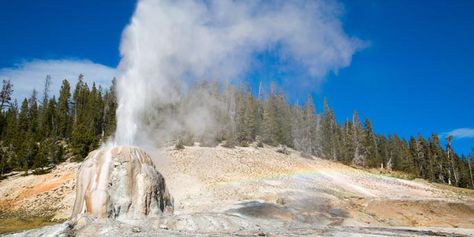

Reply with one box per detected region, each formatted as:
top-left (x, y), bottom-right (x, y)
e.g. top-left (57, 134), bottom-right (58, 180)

top-left (113, 0), bottom-right (362, 147)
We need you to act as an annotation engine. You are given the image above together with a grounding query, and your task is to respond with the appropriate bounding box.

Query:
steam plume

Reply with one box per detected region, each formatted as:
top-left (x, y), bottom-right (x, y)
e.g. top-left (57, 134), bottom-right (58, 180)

top-left (114, 0), bottom-right (362, 146)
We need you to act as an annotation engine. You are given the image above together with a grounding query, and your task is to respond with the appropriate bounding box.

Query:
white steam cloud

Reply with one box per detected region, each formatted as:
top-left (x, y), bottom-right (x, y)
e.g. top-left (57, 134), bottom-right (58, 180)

top-left (114, 0), bottom-right (363, 146)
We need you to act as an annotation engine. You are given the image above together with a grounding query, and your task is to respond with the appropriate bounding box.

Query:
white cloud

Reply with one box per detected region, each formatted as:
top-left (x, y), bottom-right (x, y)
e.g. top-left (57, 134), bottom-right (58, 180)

top-left (442, 128), bottom-right (474, 139)
top-left (0, 59), bottom-right (117, 100)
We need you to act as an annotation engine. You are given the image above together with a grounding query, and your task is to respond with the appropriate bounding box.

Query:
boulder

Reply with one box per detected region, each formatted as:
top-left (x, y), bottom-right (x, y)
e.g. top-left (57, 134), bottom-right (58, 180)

top-left (71, 146), bottom-right (173, 221)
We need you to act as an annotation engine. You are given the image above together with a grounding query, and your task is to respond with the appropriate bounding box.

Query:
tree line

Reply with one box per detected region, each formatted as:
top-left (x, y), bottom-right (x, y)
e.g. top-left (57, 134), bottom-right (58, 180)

top-left (0, 77), bottom-right (473, 189)
top-left (177, 82), bottom-right (474, 189)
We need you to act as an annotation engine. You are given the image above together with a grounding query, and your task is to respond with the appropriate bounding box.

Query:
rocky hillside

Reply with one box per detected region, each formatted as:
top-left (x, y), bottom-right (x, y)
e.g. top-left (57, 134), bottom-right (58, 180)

top-left (1, 144), bottom-right (474, 236)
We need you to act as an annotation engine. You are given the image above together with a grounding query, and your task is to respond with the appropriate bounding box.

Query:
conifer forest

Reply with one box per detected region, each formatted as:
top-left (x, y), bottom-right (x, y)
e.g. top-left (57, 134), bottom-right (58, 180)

top-left (0, 76), bottom-right (473, 189)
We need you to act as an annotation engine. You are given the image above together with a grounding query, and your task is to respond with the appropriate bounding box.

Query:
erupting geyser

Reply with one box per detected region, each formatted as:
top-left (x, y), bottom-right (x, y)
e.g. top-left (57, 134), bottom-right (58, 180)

top-left (71, 146), bottom-right (173, 221)
top-left (65, 0), bottom-right (362, 232)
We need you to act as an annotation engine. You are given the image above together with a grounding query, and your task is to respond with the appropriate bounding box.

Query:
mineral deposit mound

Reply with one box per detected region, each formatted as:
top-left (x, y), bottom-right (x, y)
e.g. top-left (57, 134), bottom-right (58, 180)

top-left (72, 146), bottom-right (173, 221)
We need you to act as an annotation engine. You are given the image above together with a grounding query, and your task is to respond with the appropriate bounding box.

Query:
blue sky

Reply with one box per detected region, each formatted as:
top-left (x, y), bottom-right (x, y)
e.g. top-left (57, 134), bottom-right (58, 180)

top-left (0, 0), bottom-right (472, 155)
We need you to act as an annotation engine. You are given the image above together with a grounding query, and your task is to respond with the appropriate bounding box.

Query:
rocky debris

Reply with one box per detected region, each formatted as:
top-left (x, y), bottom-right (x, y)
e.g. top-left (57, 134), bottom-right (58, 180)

top-left (275, 145), bottom-right (289, 155)
top-left (71, 146), bottom-right (173, 221)
top-left (131, 226), bottom-right (141, 233)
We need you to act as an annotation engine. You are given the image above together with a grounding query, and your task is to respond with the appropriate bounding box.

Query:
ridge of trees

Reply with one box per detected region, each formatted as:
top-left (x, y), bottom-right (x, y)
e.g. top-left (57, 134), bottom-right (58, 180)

top-left (0, 76), bottom-right (472, 190)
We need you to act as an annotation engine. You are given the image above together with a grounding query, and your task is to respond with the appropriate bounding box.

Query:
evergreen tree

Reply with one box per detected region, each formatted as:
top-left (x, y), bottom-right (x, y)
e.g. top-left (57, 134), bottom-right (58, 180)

top-left (0, 80), bottom-right (13, 111)
top-left (377, 135), bottom-right (389, 169)
top-left (2, 101), bottom-right (18, 145)
top-left (18, 98), bottom-right (36, 174)
top-left (362, 118), bottom-right (379, 167)
top-left (28, 90), bottom-right (39, 140)
top-left (39, 75), bottom-right (51, 138)
top-left (89, 83), bottom-right (104, 138)
top-left (414, 134), bottom-right (434, 180)
top-left (33, 140), bottom-right (49, 172)
top-left (262, 85), bottom-right (278, 145)
top-left (445, 136), bottom-right (460, 186)
top-left (57, 79), bottom-right (72, 138)
top-left (291, 103), bottom-right (305, 151)
top-left (303, 96), bottom-right (319, 155)
top-left (467, 148), bottom-right (474, 188)
top-left (71, 75), bottom-right (97, 159)
top-left (428, 134), bottom-right (447, 183)
top-left (102, 78), bottom-right (117, 139)
top-left (351, 111), bottom-right (365, 166)
top-left (275, 91), bottom-right (293, 147)
top-left (243, 88), bottom-right (257, 142)
top-left (321, 98), bottom-right (338, 160)
top-left (340, 120), bottom-right (354, 164)
top-left (0, 80), bottom-right (14, 138)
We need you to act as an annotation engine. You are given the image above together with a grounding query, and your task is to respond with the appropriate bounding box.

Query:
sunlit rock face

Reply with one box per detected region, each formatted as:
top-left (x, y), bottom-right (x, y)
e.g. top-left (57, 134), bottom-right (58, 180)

top-left (71, 146), bottom-right (173, 221)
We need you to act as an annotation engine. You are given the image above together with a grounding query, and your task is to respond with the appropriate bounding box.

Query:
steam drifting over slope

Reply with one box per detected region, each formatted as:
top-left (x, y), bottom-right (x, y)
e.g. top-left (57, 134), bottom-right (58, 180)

top-left (114, 0), bottom-right (363, 146)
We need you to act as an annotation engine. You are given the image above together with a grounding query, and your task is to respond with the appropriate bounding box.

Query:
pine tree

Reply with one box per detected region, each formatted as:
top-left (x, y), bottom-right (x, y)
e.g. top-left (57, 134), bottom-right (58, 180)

top-left (262, 85), bottom-right (278, 145)
top-left (386, 135), bottom-right (398, 170)
top-left (2, 101), bottom-right (18, 144)
top-left (340, 120), bottom-right (354, 164)
top-left (39, 75), bottom-right (51, 138)
top-left (71, 75), bottom-right (97, 159)
top-left (243, 88), bottom-right (257, 142)
top-left (28, 90), bottom-right (39, 140)
top-left (321, 98), bottom-right (338, 160)
top-left (219, 82), bottom-right (237, 144)
top-left (414, 134), bottom-right (434, 180)
top-left (303, 96), bottom-right (319, 155)
top-left (351, 111), bottom-right (365, 166)
top-left (468, 148), bottom-right (474, 188)
top-left (235, 85), bottom-right (250, 143)
top-left (446, 136), bottom-right (459, 186)
top-left (254, 81), bottom-right (265, 141)
top-left (377, 135), bottom-right (389, 169)
top-left (0, 80), bottom-right (14, 139)
top-left (362, 118), bottom-right (379, 167)
top-left (57, 79), bottom-right (72, 138)
top-left (275, 91), bottom-right (293, 147)
top-left (18, 98), bottom-right (36, 174)
top-left (89, 83), bottom-right (104, 138)
top-left (102, 78), bottom-right (117, 139)
top-left (33, 140), bottom-right (49, 173)
top-left (0, 80), bottom-right (13, 111)
top-left (428, 134), bottom-right (447, 183)
top-left (291, 103), bottom-right (305, 152)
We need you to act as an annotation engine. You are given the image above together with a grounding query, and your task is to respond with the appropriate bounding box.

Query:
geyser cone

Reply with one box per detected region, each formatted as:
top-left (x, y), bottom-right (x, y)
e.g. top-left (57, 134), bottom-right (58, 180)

top-left (71, 146), bottom-right (173, 220)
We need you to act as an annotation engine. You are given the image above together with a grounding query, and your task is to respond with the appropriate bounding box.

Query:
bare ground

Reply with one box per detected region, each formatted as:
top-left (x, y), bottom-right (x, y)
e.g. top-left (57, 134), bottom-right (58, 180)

top-left (2, 144), bottom-right (474, 236)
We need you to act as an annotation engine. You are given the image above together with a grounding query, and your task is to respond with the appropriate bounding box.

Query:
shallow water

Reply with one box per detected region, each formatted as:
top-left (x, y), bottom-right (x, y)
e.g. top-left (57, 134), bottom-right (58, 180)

top-left (0, 216), bottom-right (59, 234)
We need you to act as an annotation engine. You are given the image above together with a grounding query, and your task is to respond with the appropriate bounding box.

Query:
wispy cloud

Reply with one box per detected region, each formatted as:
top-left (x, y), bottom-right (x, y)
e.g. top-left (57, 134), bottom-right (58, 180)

top-left (0, 59), bottom-right (117, 100)
top-left (442, 128), bottom-right (474, 139)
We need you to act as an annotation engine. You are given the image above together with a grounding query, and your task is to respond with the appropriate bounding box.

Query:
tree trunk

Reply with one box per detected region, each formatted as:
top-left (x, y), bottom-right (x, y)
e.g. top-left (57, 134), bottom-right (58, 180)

top-left (469, 159), bottom-right (474, 188)
top-left (448, 169), bottom-right (452, 185)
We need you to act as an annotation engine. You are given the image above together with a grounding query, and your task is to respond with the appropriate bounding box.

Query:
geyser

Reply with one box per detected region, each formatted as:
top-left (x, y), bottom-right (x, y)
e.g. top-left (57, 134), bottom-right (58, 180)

top-left (114, 0), bottom-right (363, 146)
top-left (71, 146), bottom-right (173, 221)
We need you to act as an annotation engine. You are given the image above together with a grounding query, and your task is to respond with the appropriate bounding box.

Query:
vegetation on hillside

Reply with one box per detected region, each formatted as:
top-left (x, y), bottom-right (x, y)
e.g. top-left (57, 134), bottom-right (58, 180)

top-left (0, 76), bottom-right (472, 189)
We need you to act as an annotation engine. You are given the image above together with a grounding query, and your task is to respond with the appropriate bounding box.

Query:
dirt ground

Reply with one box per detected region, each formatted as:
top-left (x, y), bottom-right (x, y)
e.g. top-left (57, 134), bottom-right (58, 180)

top-left (160, 145), bottom-right (474, 231)
top-left (0, 162), bottom-right (79, 221)
top-left (1, 144), bottom-right (474, 235)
